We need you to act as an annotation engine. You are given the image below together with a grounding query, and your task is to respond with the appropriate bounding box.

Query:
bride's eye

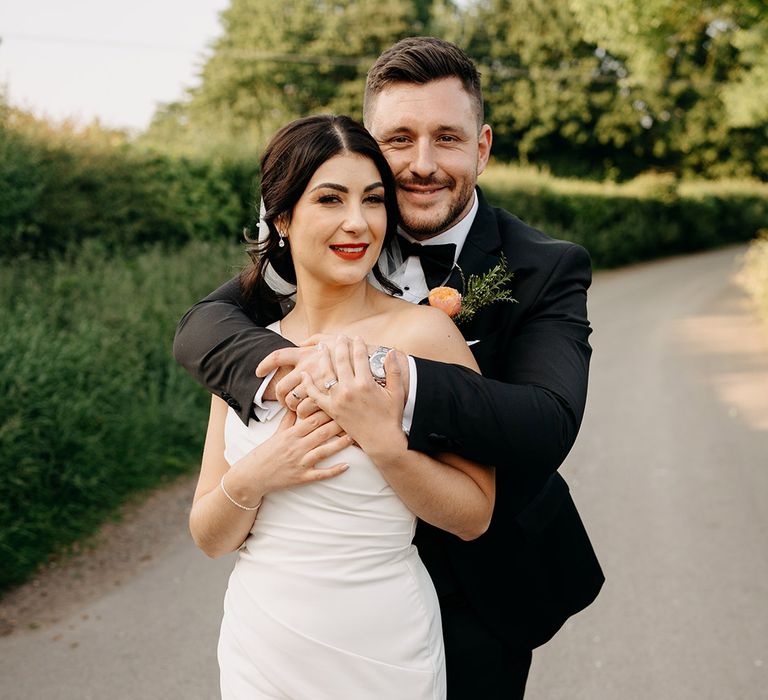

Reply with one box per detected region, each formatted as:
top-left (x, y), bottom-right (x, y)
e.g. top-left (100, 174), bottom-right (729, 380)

top-left (317, 194), bottom-right (342, 204)
top-left (364, 194), bottom-right (385, 205)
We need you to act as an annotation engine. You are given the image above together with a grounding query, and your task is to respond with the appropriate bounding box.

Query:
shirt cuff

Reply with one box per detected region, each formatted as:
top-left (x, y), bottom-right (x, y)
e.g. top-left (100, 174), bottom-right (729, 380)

top-left (402, 356), bottom-right (417, 434)
top-left (253, 368), bottom-right (283, 422)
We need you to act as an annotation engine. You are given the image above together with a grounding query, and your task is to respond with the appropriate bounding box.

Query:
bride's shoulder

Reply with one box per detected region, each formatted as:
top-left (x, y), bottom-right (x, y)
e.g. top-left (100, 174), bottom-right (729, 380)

top-left (395, 301), bottom-right (455, 328)
top-left (392, 303), bottom-right (477, 369)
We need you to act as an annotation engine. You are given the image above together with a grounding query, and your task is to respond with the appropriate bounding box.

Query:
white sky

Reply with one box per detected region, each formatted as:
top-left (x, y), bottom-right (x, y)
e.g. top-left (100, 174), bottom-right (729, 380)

top-left (0, 0), bottom-right (230, 132)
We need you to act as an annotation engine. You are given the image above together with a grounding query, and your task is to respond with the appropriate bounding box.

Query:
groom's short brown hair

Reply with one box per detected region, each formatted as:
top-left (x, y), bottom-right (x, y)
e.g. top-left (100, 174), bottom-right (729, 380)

top-left (363, 36), bottom-right (484, 129)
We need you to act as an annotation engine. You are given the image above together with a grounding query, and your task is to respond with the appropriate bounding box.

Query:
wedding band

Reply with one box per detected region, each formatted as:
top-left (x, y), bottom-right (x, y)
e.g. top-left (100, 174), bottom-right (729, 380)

top-left (323, 378), bottom-right (338, 390)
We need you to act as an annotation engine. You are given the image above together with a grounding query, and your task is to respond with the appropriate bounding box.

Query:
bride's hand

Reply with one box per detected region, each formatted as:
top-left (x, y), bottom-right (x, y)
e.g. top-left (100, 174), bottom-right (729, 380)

top-left (302, 337), bottom-right (409, 455)
top-left (229, 409), bottom-right (353, 498)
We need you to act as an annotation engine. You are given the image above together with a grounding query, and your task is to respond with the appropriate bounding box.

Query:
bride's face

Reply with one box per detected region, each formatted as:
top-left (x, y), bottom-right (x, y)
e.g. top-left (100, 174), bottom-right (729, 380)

top-left (285, 153), bottom-right (388, 289)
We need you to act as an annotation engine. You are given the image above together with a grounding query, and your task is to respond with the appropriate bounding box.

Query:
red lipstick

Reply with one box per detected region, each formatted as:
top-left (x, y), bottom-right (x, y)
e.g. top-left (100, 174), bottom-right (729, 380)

top-left (329, 243), bottom-right (369, 260)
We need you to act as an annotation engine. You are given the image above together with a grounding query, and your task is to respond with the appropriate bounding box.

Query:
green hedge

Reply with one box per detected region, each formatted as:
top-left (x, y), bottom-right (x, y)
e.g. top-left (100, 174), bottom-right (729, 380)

top-left (4, 111), bottom-right (766, 270)
top-left (0, 239), bottom-right (243, 592)
top-left (480, 167), bottom-right (768, 268)
top-left (2, 120), bottom-right (767, 595)
top-left (0, 116), bottom-right (259, 259)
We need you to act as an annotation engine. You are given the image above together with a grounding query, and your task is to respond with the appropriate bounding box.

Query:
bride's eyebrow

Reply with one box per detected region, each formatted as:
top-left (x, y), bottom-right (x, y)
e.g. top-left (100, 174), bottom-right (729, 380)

top-left (309, 182), bottom-right (384, 193)
top-left (310, 183), bottom-right (346, 193)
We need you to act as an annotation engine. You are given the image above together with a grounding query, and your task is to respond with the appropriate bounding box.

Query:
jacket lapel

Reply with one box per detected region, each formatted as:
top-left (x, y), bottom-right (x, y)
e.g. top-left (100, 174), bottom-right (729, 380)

top-left (419, 188), bottom-right (503, 302)
top-left (453, 187), bottom-right (503, 292)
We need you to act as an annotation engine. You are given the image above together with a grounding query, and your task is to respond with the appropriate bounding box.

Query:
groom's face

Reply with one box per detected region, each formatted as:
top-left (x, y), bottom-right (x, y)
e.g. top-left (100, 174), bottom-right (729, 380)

top-left (366, 77), bottom-right (492, 240)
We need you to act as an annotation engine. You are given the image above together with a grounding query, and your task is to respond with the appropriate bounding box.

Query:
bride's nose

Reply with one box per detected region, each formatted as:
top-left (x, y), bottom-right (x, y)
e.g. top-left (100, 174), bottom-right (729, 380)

top-left (340, 203), bottom-right (367, 234)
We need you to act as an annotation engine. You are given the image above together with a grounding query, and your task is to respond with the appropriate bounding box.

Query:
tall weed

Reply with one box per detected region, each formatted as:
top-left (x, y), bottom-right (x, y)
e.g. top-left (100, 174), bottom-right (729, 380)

top-left (0, 239), bottom-right (245, 591)
top-left (738, 230), bottom-right (768, 327)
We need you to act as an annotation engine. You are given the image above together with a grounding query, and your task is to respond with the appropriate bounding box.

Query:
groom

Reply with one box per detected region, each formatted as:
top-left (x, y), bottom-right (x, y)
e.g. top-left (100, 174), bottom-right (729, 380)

top-left (174, 37), bottom-right (604, 699)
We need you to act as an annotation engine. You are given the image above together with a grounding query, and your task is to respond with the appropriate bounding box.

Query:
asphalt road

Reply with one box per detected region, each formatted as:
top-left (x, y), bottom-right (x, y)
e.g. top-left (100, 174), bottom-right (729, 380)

top-left (527, 244), bottom-right (768, 700)
top-left (1, 244), bottom-right (766, 700)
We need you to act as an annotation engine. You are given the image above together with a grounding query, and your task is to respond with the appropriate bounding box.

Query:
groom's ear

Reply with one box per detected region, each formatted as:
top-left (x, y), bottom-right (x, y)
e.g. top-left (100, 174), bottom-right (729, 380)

top-left (476, 124), bottom-right (492, 176)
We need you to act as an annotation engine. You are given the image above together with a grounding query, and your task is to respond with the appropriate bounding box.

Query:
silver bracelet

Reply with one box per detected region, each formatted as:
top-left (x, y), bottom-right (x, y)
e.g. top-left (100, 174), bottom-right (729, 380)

top-left (220, 474), bottom-right (262, 512)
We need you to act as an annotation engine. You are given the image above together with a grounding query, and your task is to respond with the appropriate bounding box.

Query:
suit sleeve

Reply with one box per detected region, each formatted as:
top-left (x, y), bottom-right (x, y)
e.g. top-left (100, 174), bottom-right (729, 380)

top-left (172, 275), bottom-right (295, 424)
top-left (408, 244), bottom-right (592, 485)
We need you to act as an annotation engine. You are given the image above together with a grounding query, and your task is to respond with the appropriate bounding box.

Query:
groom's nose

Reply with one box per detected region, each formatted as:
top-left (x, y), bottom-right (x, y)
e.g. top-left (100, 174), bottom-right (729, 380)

top-left (409, 139), bottom-right (438, 179)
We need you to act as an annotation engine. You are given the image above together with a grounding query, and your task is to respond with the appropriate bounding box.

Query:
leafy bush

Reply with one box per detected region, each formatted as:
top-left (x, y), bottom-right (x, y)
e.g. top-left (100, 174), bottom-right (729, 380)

top-left (480, 166), bottom-right (768, 268)
top-left (0, 106), bottom-right (258, 259)
top-left (0, 239), bottom-right (244, 592)
top-left (0, 119), bottom-right (47, 255)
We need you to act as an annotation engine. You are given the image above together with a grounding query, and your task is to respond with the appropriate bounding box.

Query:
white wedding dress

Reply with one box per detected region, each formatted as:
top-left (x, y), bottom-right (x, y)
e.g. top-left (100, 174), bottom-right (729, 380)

top-left (217, 323), bottom-right (446, 699)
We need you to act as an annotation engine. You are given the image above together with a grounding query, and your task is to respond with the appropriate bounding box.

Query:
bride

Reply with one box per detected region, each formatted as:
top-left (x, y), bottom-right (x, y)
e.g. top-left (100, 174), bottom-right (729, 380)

top-left (188, 114), bottom-right (495, 699)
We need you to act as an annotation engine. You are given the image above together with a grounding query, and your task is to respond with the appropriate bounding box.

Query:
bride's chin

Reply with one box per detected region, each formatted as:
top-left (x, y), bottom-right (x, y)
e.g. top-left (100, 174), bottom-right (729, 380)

top-left (317, 271), bottom-right (373, 289)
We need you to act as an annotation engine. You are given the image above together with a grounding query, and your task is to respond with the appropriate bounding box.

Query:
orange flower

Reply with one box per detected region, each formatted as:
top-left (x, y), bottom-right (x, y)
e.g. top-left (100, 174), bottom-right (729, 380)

top-left (428, 286), bottom-right (462, 318)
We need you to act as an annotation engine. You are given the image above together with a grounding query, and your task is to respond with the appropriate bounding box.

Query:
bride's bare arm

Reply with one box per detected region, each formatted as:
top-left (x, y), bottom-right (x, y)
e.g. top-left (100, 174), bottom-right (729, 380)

top-left (189, 396), bottom-right (352, 558)
top-left (302, 308), bottom-right (495, 541)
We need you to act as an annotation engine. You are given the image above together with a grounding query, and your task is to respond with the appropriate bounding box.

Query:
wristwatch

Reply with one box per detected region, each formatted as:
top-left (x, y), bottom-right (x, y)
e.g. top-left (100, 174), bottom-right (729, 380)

top-left (368, 346), bottom-right (391, 386)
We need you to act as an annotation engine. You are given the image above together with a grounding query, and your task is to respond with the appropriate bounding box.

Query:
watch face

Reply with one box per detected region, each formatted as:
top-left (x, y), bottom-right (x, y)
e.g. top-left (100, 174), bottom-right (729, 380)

top-left (369, 347), bottom-right (389, 379)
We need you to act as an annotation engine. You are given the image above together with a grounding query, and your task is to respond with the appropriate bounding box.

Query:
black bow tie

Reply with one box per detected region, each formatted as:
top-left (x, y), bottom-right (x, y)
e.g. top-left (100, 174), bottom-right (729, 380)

top-left (395, 237), bottom-right (457, 290)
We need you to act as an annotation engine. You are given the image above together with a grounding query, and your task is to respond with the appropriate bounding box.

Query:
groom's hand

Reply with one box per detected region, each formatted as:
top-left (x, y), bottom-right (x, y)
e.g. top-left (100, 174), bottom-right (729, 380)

top-left (256, 344), bottom-right (337, 414)
top-left (300, 337), bottom-right (408, 452)
top-left (259, 335), bottom-right (411, 416)
top-left (301, 334), bottom-right (411, 407)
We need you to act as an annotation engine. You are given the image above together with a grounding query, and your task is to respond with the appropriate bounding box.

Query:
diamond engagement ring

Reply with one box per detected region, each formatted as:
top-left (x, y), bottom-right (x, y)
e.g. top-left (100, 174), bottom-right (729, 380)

top-left (291, 390), bottom-right (302, 400)
top-left (324, 378), bottom-right (338, 390)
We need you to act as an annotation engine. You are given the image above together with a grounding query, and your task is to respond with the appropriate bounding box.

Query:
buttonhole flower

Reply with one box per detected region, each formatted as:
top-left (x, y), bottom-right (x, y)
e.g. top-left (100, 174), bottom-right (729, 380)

top-left (428, 254), bottom-right (517, 323)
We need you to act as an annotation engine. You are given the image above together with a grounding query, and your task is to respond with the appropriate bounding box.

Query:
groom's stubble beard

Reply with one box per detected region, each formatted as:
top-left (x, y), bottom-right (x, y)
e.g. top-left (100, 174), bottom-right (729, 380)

top-left (396, 173), bottom-right (477, 241)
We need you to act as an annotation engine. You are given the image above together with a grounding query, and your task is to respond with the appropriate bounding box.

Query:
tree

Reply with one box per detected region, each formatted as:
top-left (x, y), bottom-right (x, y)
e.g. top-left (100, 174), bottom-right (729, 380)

top-left (569, 0), bottom-right (768, 177)
top-left (145, 0), bottom-right (423, 157)
top-left (141, 0), bottom-right (766, 179)
top-left (719, 0), bottom-right (768, 129)
top-left (461, 0), bottom-right (632, 176)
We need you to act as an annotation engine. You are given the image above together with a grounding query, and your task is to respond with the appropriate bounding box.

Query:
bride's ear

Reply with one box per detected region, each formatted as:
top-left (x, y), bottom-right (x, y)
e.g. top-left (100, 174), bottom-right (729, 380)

top-left (275, 213), bottom-right (290, 238)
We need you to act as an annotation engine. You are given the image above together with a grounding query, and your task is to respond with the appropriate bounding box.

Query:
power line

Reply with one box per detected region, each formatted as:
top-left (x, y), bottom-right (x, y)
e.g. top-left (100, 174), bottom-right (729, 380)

top-left (1, 31), bottom-right (740, 86)
top-left (0, 32), bottom-right (370, 66)
top-left (2, 32), bottom-right (203, 54)
top-left (0, 31), bottom-right (607, 74)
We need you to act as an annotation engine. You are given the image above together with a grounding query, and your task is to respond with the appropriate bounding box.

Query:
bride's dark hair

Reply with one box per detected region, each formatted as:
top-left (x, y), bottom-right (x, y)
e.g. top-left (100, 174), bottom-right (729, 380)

top-left (240, 114), bottom-right (401, 304)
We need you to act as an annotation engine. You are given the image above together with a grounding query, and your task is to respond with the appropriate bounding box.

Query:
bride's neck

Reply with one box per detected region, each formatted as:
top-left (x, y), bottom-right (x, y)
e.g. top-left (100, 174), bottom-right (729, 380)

top-left (285, 277), bottom-right (380, 339)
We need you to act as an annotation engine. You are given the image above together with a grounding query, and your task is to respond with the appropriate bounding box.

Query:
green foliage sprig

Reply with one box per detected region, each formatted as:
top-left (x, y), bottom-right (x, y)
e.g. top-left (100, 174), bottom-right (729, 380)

top-left (454, 254), bottom-right (517, 324)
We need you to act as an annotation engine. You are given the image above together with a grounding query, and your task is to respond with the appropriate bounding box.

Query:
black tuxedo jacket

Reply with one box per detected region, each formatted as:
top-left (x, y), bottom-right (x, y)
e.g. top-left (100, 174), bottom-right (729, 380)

top-left (173, 187), bottom-right (604, 652)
